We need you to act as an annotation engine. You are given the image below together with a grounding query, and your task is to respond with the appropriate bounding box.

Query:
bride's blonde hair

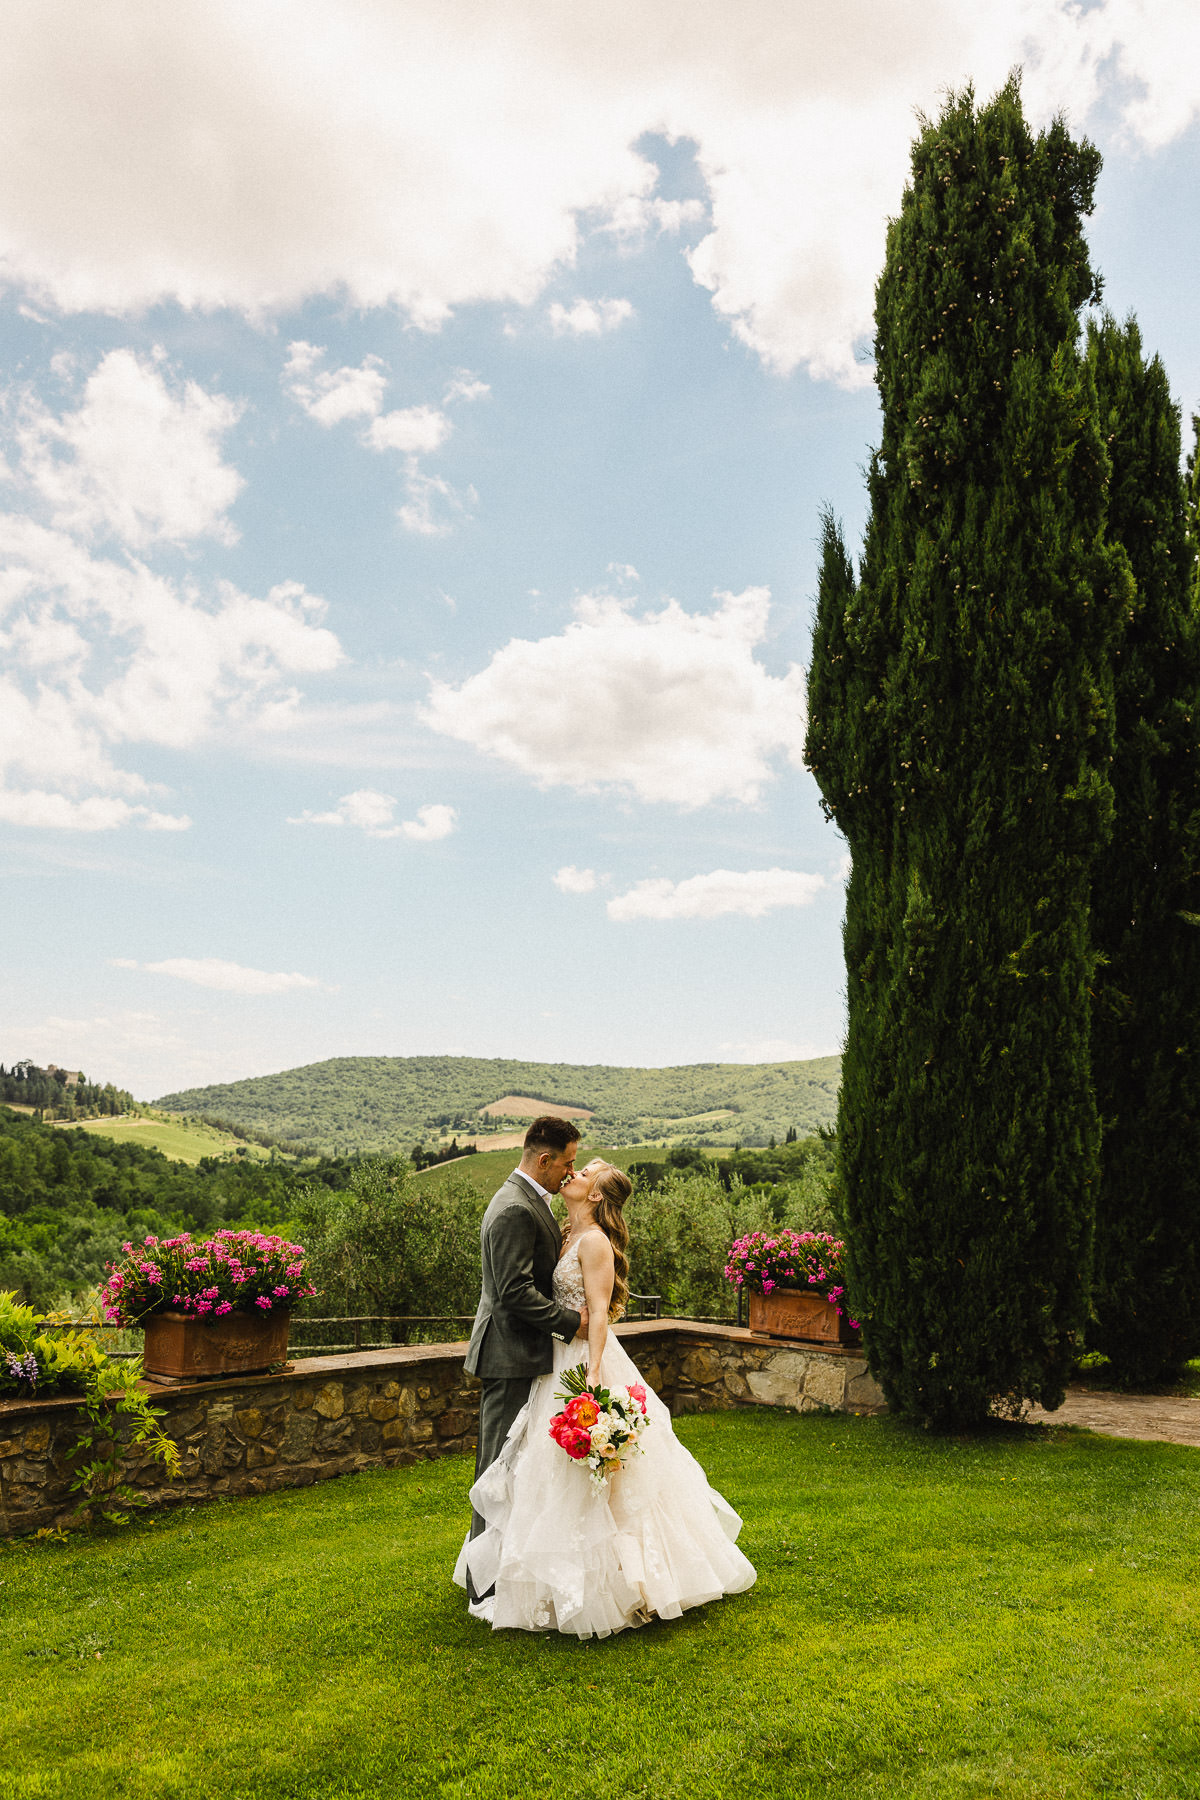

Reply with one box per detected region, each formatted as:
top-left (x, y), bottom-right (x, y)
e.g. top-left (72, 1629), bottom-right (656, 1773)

top-left (592, 1165), bottom-right (632, 1320)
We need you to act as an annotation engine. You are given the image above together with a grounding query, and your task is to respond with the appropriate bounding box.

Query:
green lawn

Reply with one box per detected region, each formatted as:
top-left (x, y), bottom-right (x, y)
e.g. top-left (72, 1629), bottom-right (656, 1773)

top-left (60, 1113), bottom-right (277, 1166)
top-left (1075, 1353), bottom-right (1200, 1400)
top-left (416, 1141), bottom-right (648, 1193)
top-left (2, 1410), bottom-right (1197, 1800)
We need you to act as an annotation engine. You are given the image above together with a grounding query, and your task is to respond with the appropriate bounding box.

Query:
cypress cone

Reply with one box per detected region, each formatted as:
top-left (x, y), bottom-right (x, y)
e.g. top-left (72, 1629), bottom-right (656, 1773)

top-left (805, 80), bottom-right (1131, 1427)
top-left (1089, 319), bottom-right (1200, 1383)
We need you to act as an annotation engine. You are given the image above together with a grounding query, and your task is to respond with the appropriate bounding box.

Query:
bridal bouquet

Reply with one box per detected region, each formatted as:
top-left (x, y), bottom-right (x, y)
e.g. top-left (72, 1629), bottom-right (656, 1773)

top-left (548, 1363), bottom-right (650, 1486)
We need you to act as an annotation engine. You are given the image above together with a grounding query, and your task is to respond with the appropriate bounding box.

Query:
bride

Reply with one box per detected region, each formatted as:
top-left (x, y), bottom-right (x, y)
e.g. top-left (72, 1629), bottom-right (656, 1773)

top-left (453, 1159), bottom-right (756, 1636)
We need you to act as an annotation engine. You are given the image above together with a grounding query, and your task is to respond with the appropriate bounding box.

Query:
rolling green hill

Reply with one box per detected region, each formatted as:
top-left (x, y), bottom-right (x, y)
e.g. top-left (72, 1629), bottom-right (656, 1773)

top-left (155, 1053), bottom-right (841, 1156)
top-left (56, 1110), bottom-right (281, 1167)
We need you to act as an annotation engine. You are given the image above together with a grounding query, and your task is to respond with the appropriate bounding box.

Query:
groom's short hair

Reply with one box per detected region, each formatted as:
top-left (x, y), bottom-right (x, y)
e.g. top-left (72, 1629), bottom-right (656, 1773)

top-left (523, 1115), bottom-right (581, 1155)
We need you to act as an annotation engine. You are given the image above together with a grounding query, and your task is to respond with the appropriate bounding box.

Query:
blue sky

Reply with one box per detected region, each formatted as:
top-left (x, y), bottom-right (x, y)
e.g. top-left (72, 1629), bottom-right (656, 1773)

top-left (2, 2), bottom-right (1198, 1099)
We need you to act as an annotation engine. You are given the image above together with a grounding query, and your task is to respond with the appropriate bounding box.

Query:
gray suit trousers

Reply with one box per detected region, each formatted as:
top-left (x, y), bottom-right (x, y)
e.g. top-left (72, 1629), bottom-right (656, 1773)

top-left (466, 1374), bottom-right (532, 1602)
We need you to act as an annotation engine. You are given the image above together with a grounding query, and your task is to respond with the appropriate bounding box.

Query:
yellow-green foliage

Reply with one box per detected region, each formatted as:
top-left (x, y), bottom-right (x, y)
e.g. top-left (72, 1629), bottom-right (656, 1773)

top-left (0, 1288), bottom-right (116, 1396)
top-left (1, 1287), bottom-right (178, 1529)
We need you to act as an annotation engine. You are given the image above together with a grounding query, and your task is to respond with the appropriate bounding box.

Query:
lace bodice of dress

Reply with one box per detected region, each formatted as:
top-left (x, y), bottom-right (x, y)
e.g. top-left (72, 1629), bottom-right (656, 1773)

top-left (552, 1237), bottom-right (589, 1310)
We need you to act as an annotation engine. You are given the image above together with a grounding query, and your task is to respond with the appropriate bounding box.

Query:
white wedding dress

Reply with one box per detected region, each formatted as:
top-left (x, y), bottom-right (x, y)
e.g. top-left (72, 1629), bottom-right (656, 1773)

top-left (453, 1236), bottom-right (757, 1637)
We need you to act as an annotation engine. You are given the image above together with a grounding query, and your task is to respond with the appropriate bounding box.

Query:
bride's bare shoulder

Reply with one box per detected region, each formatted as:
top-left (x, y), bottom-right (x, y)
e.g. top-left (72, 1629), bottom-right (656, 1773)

top-left (577, 1227), bottom-right (614, 1265)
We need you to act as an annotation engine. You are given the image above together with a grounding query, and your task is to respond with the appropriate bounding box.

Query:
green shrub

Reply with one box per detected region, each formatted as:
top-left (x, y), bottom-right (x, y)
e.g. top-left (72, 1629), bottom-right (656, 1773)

top-left (625, 1171), bottom-right (796, 1318)
top-left (293, 1159), bottom-right (486, 1328)
top-left (0, 1288), bottom-right (178, 1530)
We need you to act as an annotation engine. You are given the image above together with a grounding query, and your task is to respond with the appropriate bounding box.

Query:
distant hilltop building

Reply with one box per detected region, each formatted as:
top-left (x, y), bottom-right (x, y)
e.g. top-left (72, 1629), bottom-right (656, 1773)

top-left (46, 1065), bottom-right (82, 1086)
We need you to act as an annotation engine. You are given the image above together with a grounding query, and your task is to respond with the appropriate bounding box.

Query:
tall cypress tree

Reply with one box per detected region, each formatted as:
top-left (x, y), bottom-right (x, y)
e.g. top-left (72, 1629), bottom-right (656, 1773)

top-left (805, 81), bottom-right (1131, 1427)
top-left (1088, 319), bottom-right (1200, 1383)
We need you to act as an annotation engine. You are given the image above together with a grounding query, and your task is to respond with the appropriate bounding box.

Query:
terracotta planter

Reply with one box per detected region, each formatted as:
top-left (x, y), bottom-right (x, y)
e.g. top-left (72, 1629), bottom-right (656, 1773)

top-left (748, 1288), bottom-right (860, 1347)
top-left (141, 1307), bottom-right (291, 1381)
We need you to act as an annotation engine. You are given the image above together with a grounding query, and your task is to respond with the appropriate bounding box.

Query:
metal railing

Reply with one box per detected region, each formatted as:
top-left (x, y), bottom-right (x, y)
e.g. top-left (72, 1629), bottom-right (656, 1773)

top-left (290, 1293), bottom-right (664, 1354)
top-left (289, 1315), bottom-right (474, 1353)
top-left (37, 1292), bottom-right (668, 1361)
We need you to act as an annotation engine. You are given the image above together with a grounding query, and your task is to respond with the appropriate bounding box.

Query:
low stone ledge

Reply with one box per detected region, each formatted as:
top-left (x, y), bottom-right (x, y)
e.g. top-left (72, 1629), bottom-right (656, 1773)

top-left (0, 1321), bottom-right (883, 1537)
top-left (618, 1321), bottom-right (883, 1419)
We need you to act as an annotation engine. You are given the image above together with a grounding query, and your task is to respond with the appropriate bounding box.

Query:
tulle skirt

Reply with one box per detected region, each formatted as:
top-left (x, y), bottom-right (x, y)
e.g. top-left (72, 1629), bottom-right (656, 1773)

top-left (453, 1333), bottom-right (757, 1637)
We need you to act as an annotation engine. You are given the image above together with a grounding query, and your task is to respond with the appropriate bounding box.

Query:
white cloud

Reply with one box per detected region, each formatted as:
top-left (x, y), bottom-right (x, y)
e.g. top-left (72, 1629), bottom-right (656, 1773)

top-left (1085, 0), bottom-right (1200, 151)
top-left (0, 791), bottom-right (189, 832)
top-left (0, 6), bottom-right (1190, 384)
top-left (288, 790), bottom-right (457, 842)
top-left (289, 788), bottom-right (397, 833)
top-left (114, 957), bottom-right (322, 995)
top-left (548, 297), bottom-right (635, 337)
top-left (16, 347), bottom-right (243, 547)
top-left (283, 341), bottom-right (452, 454)
top-left (0, 345), bottom-right (341, 832)
top-left (607, 866), bottom-right (826, 921)
top-left (443, 371), bottom-right (491, 404)
top-left (0, 509), bottom-right (342, 829)
top-left (284, 342), bottom-right (452, 454)
top-left (281, 341), bottom-right (463, 532)
top-left (4, 1008), bottom-right (194, 1096)
top-left (422, 586), bottom-right (804, 807)
top-left (363, 406), bottom-right (452, 456)
top-left (0, 525), bottom-right (342, 762)
top-left (282, 342), bottom-right (388, 426)
top-left (553, 864), bottom-right (598, 895)
top-left (398, 470), bottom-right (475, 538)
top-left (400, 803), bottom-right (457, 842)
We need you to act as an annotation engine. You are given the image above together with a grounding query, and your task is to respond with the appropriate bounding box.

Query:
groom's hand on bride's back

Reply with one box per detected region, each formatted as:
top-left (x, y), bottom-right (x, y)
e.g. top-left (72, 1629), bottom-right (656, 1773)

top-left (575, 1307), bottom-right (589, 1338)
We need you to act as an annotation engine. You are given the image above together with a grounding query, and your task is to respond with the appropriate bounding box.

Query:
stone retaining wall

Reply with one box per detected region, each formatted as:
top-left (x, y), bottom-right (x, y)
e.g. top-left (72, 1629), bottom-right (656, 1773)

top-left (621, 1320), bottom-right (883, 1416)
top-left (0, 1321), bottom-right (884, 1537)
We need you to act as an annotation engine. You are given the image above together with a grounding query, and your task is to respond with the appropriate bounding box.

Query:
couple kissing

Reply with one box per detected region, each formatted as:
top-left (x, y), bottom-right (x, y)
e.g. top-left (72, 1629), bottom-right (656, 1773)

top-left (453, 1114), bottom-right (755, 1637)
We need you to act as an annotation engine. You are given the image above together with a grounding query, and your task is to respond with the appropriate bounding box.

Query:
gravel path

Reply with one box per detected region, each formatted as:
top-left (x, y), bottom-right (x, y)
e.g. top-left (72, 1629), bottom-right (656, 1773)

top-left (1028, 1386), bottom-right (1200, 1449)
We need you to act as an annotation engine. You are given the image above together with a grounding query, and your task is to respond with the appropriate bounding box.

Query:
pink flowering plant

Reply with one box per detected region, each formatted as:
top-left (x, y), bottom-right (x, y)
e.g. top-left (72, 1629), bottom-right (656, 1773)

top-left (724, 1228), bottom-right (860, 1326)
top-left (99, 1229), bottom-right (316, 1327)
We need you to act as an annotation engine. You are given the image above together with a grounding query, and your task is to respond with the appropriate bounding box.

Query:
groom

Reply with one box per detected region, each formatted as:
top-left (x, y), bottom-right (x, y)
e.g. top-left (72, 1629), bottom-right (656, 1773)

top-left (462, 1114), bottom-right (588, 1609)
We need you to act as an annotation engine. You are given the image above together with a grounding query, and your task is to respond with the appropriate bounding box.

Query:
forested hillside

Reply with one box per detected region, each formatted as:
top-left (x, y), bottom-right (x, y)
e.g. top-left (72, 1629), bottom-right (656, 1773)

top-left (0, 1060), bottom-right (134, 1121)
top-left (0, 1107), bottom-right (355, 1308)
top-left (156, 1053), bottom-right (842, 1156)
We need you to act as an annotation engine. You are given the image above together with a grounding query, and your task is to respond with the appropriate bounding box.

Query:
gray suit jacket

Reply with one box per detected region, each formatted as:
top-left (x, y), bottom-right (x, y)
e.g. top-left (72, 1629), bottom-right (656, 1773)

top-left (464, 1172), bottom-right (582, 1379)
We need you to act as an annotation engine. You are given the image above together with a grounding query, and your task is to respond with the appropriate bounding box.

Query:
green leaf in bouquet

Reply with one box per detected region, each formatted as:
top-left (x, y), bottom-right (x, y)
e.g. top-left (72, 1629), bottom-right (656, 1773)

top-left (554, 1362), bottom-right (591, 1401)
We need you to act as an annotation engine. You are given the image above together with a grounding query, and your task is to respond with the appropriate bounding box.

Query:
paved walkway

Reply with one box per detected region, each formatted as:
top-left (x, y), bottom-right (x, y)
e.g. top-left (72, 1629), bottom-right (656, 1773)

top-left (1028, 1386), bottom-right (1200, 1448)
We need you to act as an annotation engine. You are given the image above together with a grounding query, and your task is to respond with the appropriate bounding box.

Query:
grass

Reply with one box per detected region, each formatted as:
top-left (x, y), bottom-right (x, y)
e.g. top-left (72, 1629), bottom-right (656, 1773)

top-left (2, 1409), bottom-right (1198, 1799)
top-left (415, 1142), bottom-right (648, 1194)
top-left (1075, 1353), bottom-right (1200, 1400)
top-left (61, 1112), bottom-right (278, 1166)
